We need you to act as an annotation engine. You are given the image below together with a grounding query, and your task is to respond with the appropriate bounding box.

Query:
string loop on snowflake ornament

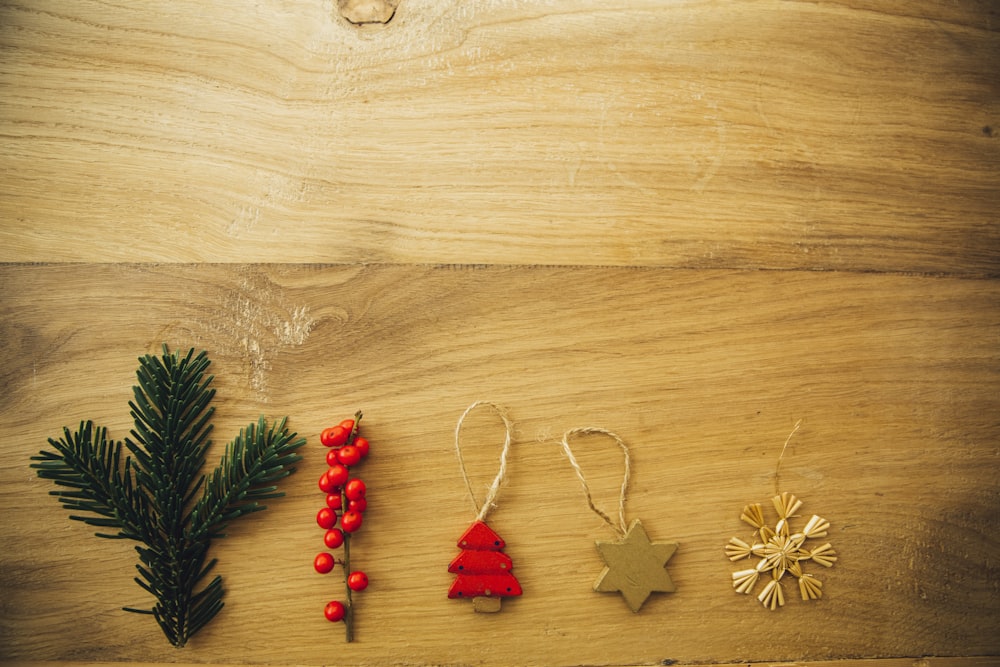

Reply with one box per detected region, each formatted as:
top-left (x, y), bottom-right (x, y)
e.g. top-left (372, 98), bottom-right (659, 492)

top-left (454, 401), bottom-right (514, 523)
top-left (773, 419), bottom-right (802, 495)
top-left (727, 419), bottom-right (837, 610)
top-left (558, 427), bottom-right (631, 537)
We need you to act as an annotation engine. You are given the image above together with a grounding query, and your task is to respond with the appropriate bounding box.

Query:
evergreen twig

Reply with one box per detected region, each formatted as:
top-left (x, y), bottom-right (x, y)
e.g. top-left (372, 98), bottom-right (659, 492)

top-left (30, 345), bottom-right (306, 647)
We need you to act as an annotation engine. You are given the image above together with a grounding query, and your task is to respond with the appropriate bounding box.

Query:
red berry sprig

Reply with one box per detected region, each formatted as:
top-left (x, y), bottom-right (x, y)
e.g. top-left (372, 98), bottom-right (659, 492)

top-left (313, 411), bottom-right (370, 642)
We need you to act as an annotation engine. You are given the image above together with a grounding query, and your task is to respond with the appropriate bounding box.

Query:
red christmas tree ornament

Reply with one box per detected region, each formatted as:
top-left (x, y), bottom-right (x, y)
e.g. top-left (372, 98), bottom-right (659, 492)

top-left (449, 401), bottom-right (522, 613)
top-left (448, 520), bottom-right (522, 612)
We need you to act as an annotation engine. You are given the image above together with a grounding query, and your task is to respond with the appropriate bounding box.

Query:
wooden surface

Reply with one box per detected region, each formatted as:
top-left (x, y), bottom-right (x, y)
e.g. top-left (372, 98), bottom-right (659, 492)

top-left (1, 1), bottom-right (998, 666)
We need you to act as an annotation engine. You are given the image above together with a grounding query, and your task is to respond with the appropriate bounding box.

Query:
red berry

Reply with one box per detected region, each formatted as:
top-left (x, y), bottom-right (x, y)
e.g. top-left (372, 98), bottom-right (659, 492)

top-left (321, 426), bottom-right (349, 448)
top-left (347, 571), bottom-right (369, 591)
top-left (345, 478), bottom-right (366, 501)
top-left (337, 445), bottom-right (362, 466)
top-left (341, 509), bottom-right (363, 533)
top-left (326, 464), bottom-right (349, 487)
top-left (314, 552), bottom-right (335, 574)
top-left (324, 600), bottom-right (346, 622)
top-left (339, 419), bottom-right (355, 431)
top-left (324, 528), bottom-right (345, 549)
top-left (325, 448), bottom-right (340, 467)
top-left (316, 507), bottom-right (337, 530)
top-left (353, 437), bottom-right (370, 458)
top-left (325, 493), bottom-right (343, 510)
top-left (348, 498), bottom-right (367, 513)
top-left (318, 471), bottom-right (338, 494)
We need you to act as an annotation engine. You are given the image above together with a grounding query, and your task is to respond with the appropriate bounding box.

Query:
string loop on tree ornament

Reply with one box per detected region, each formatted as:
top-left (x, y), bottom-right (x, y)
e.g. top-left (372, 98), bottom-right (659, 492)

top-left (454, 400), bottom-right (514, 523)
top-left (558, 427), bottom-right (631, 537)
top-left (449, 401), bottom-right (522, 612)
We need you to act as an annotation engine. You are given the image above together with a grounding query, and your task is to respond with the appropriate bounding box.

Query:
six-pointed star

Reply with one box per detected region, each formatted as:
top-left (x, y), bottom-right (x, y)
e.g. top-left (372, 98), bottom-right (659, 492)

top-left (594, 518), bottom-right (678, 611)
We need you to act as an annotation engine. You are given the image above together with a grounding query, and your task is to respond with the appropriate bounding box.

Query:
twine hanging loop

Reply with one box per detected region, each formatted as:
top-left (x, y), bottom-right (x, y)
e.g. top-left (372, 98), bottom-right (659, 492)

top-left (559, 427), bottom-right (631, 537)
top-left (454, 401), bottom-right (514, 523)
top-left (774, 419), bottom-right (802, 495)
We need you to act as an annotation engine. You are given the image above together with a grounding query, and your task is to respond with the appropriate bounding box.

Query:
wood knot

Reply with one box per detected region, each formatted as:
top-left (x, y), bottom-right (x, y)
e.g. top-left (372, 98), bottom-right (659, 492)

top-left (337, 0), bottom-right (398, 25)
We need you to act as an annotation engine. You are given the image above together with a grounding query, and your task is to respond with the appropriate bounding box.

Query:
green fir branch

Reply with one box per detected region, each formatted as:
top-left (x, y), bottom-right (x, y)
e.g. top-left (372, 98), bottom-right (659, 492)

top-left (29, 345), bottom-right (306, 647)
top-left (189, 416), bottom-right (304, 540)
top-left (30, 421), bottom-right (150, 541)
top-left (127, 347), bottom-right (216, 536)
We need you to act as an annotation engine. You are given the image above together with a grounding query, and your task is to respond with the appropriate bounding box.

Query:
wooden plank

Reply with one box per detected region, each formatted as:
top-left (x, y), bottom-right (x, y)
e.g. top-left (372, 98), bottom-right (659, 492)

top-left (3, 661), bottom-right (1000, 667)
top-left (1, 1), bottom-right (998, 270)
top-left (1, 264), bottom-right (997, 664)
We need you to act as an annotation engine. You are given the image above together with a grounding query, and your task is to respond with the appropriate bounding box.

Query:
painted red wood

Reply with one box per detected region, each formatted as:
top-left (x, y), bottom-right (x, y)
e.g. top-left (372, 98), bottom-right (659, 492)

top-left (456, 520), bottom-right (505, 550)
top-left (449, 520), bottom-right (522, 603)
top-left (448, 573), bottom-right (523, 599)
top-left (448, 549), bottom-right (513, 574)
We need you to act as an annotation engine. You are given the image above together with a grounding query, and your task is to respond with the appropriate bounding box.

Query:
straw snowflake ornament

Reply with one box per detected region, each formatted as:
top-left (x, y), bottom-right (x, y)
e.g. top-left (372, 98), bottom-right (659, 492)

top-left (726, 422), bottom-right (837, 610)
top-left (726, 492), bottom-right (837, 609)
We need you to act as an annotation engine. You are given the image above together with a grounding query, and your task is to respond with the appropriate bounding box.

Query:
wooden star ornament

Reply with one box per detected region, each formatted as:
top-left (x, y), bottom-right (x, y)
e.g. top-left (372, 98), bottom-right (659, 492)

top-left (594, 519), bottom-right (678, 612)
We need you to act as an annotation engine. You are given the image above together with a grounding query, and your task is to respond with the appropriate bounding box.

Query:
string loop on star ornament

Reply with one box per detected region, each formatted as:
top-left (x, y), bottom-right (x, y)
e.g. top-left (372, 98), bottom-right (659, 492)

top-left (558, 425), bottom-right (678, 612)
top-left (454, 400), bottom-right (515, 523)
top-left (558, 426), bottom-right (631, 537)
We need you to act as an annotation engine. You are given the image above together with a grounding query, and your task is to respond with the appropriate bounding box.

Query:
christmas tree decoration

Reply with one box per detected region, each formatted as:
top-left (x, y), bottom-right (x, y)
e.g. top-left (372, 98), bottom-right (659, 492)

top-left (559, 427), bottom-right (678, 612)
top-left (29, 346), bottom-right (306, 647)
top-left (726, 422), bottom-right (837, 610)
top-left (448, 401), bottom-right (522, 613)
top-left (448, 520), bottom-right (522, 612)
top-left (313, 412), bottom-right (370, 641)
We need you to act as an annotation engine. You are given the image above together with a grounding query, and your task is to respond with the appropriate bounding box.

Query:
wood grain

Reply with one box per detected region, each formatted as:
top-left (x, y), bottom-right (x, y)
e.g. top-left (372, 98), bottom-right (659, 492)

top-left (1, 264), bottom-right (998, 664)
top-left (2, 1), bottom-right (999, 665)
top-left (1, 0), bottom-right (998, 270)
top-left (3, 661), bottom-right (1000, 667)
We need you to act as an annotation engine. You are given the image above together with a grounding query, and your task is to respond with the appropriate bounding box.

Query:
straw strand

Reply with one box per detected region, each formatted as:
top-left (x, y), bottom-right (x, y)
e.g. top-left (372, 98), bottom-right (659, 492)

top-left (774, 419), bottom-right (803, 495)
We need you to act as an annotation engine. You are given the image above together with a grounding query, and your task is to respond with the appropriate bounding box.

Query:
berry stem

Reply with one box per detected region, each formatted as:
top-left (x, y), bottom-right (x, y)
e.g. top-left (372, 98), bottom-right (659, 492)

top-left (343, 509), bottom-right (354, 643)
top-left (341, 410), bottom-right (362, 643)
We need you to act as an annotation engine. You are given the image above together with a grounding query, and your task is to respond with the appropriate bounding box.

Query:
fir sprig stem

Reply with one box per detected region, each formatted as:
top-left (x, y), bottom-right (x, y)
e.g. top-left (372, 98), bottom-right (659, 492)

top-left (30, 345), bottom-right (306, 647)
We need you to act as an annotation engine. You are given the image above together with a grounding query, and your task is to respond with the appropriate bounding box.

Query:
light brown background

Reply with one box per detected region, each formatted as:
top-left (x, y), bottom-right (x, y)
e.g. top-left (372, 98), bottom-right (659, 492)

top-left (1, 1), bottom-right (998, 666)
